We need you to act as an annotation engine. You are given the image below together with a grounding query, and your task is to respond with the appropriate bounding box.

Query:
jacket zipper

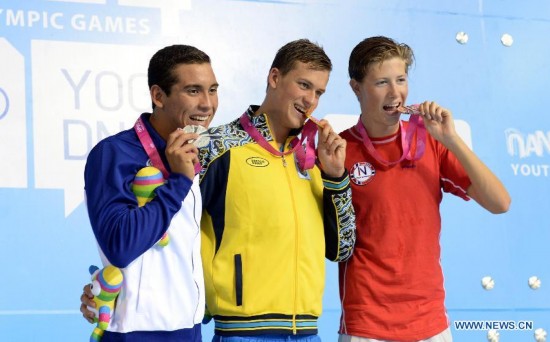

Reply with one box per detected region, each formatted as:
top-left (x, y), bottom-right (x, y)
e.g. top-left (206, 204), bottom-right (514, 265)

top-left (282, 151), bottom-right (298, 334)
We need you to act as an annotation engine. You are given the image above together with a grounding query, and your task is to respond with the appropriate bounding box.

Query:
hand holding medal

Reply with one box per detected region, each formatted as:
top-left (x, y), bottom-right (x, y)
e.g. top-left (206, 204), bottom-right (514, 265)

top-left (401, 101), bottom-right (456, 145)
top-left (398, 102), bottom-right (448, 124)
top-left (165, 127), bottom-right (202, 179)
top-left (304, 109), bottom-right (347, 178)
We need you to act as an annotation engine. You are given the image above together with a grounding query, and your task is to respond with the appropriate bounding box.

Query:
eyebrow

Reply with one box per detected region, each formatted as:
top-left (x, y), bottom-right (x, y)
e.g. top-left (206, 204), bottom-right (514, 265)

top-left (183, 83), bottom-right (219, 89)
top-left (374, 75), bottom-right (407, 80)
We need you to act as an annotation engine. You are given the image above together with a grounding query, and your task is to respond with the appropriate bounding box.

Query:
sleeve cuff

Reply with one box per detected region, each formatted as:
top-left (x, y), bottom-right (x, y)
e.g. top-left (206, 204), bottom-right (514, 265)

top-left (321, 169), bottom-right (350, 192)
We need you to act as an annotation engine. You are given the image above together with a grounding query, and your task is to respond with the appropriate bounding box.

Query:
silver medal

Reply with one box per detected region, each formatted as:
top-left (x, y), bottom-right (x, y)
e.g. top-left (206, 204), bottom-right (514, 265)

top-left (182, 125), bottom-right (210, 147)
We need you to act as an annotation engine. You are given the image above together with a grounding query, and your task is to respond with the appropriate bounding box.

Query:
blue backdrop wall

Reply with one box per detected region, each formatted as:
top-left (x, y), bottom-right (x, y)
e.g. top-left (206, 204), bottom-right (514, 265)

top-left (0, 0), bottom-right (548, 341)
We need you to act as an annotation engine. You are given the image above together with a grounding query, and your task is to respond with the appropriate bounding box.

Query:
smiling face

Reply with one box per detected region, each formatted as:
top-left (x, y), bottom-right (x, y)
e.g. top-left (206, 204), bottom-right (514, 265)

top-left (265, 61), bottom-right (329, 142)
top-left (350, 57), bottom-right (408, 137)
top-left (150, 62), bottom-right (218, 139)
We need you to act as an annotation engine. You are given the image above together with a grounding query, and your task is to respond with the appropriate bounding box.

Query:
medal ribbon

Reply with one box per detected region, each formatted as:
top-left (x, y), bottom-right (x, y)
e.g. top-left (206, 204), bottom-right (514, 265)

top-left (354, 114), bottom-right (426, 166)
top-left (239, 112), bottom-right (317, 170)
top-left (135, 116), bottom-right (170, 179)
top-left (134, 117), bottom-right (203, 177)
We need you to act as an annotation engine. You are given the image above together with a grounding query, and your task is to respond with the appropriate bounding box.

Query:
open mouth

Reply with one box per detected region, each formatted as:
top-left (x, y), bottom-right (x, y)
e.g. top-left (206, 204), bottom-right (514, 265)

top-left (294, 105), bottom-right (308, 116)
top-left (189, 115), bottom-right (210, 126)
top-left (382, 103), bottom-right (401, 112)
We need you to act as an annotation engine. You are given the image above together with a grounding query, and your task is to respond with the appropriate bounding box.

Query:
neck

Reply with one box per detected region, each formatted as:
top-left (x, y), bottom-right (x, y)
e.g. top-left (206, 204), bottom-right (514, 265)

top-left (148, 112), bottom-right (170, 141)
top-left (360, 114), bottom-right (400, 138)
top-left (255, 104), bottom-right (289, 145)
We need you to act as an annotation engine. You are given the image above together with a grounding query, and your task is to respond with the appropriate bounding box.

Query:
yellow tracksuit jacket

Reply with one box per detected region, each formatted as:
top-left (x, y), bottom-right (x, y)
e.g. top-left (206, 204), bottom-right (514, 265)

top-left (199, 106), bottom-right (356, 336)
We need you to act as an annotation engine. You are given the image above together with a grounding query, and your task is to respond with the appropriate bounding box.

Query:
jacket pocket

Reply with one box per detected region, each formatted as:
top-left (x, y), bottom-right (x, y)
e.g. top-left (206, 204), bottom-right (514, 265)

top-left (234, 254), bottom-right (243, 306)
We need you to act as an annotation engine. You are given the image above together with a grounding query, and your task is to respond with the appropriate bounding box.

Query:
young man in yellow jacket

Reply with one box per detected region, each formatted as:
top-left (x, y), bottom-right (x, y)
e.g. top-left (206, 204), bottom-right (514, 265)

top-left (199, 39), bottom-right (356, 341)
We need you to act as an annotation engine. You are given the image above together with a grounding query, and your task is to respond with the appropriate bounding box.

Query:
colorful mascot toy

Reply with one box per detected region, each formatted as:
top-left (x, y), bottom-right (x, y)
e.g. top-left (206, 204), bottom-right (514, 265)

top-left (131, 166), bottom-right (170, 247)
top-left (88, 265), bottom-right (123, 341)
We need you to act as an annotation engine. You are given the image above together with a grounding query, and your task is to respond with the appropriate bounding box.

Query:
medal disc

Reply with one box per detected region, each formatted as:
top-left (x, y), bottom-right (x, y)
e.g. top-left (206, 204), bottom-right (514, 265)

top-left (182, 125), bottom-right (210, 147)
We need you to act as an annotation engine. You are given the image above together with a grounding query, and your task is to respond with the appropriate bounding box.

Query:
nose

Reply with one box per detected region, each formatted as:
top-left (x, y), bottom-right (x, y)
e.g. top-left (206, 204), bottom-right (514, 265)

top-left (388, 82), bottom-right (398, 98)
top-left (303, 90), bottom-right (317, 109)
top-left (198, 91), bottom-right (216, 112)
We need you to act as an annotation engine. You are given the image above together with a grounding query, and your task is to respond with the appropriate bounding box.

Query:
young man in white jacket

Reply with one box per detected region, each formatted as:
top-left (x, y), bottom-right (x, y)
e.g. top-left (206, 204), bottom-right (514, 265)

top-left (81, 44), bottom-right (219, 341)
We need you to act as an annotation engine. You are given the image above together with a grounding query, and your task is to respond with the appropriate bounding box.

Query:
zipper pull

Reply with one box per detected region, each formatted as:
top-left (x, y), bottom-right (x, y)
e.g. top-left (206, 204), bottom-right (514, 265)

top-left (282, 154), bottom-right (287, 167)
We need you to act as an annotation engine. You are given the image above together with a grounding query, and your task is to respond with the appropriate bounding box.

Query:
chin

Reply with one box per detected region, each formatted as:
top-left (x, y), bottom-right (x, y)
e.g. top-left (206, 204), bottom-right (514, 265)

top-left (294, 120), bottom-right (306, 129)
top-left (292, 115), bottom-right (306, 128)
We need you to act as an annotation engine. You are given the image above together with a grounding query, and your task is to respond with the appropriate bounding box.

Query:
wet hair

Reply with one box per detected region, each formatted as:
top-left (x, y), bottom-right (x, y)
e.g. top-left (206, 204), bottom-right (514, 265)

top-left (348, 36), bottom-right (414, 81)
top-left (270, 39), bottom-right (332, 75)
top-left (148, 45), bottom-right (211, 108)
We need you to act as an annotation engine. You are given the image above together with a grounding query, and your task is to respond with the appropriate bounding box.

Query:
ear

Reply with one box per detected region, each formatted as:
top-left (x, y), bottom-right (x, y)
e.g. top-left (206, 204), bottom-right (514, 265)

top-left (349, 79), bottom-right (361, 99)
top-left (267, 67), bottom-right (281, 89)
top-left (150, 85), bottom-right (165, 109)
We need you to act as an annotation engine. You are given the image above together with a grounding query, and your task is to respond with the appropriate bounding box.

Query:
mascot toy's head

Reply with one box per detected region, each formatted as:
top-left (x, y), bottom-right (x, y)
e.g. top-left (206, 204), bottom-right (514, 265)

top-left (88, 265), bottom-right (123, 342)
top-left (89, 265), bottom-right (123, 301)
